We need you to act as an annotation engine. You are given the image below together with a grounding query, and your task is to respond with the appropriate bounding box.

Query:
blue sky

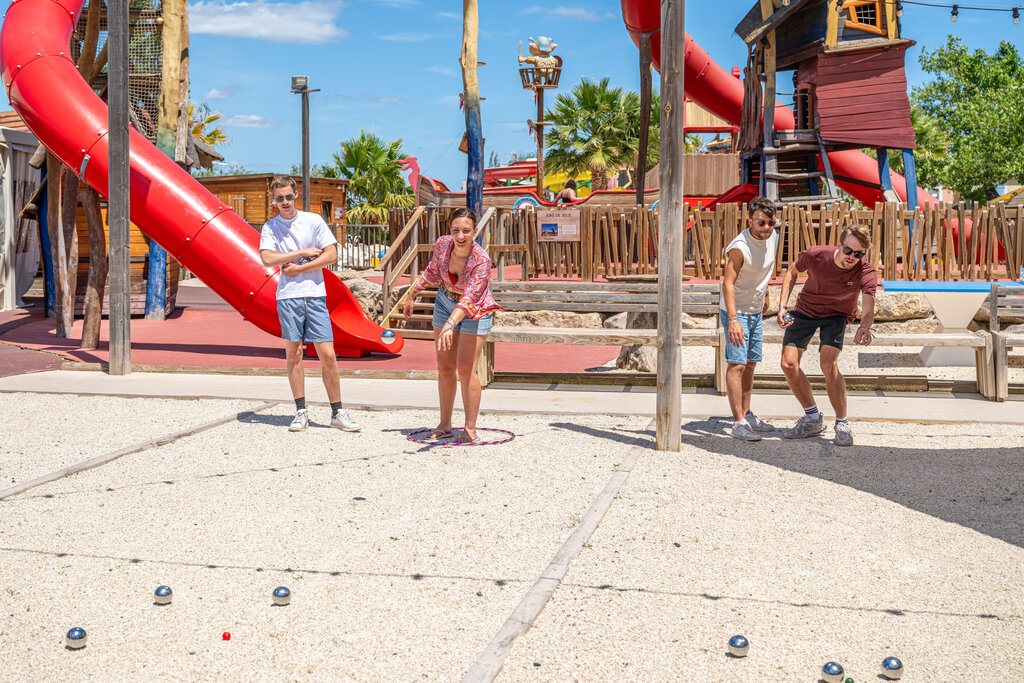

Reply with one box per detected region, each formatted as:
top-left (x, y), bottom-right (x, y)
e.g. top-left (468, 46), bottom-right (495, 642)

top-left (2, 0), bottom-right (1021, 188)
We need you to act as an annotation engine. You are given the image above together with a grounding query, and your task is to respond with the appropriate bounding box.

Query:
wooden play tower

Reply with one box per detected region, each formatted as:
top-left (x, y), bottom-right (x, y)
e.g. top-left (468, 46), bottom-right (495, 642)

top-left (735, 0), bottom-right (918, 206)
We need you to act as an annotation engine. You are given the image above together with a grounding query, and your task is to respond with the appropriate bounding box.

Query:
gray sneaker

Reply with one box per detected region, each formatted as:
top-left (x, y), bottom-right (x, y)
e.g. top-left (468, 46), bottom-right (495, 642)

top-left (834, 420), bottom-right (853, 446)
top-left (783, 414), bottom-right (826, 439)
top-left (731, 421), bottom-right (762, 441)
top-left (330, 409), bottom-right (361, 432)
top-left (289, 409), bottom-right (308, 432)
top-left (745, 414), bottom-right (776, 433)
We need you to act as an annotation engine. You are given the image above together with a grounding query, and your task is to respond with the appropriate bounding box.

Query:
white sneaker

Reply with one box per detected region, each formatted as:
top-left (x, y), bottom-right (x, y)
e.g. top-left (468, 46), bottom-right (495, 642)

top-left (289, 409), bottom-right (308, 432)
top-left (330, 409), bottom-right (361, 432)
top-left (731, 421), bottom-right (762, 441)
top-left (745, 414), bottom-right (776, 433)
top-left (834, 420), bottom-right (853, 446)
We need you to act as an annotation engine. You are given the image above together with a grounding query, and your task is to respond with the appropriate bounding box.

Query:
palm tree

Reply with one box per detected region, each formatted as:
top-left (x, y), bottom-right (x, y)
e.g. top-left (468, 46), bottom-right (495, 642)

top-left (323, 130), bottom-right (413, 224)
top-left (544, 77), bottom-right (638, 193)
top-left (188, 103), bottom-right (228, 147)
top-left (868, 106), bottom-right (950, 185)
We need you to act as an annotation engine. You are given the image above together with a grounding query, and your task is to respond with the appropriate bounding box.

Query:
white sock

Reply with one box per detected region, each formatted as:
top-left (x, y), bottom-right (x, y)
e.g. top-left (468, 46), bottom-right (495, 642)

top-left (734, 418), bottom-right (749, 428)
top-left (804, 404), bottom-right (822, 420)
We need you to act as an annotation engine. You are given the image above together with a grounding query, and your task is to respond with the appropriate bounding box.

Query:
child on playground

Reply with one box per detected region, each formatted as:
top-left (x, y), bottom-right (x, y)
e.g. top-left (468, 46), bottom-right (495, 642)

top-left (258, 175), bottom-right (360, 433)
top-left (777, 225), bottom-right (877, 446)
top-left (721, 196), bottom-right (780, 441)
top-left (403, 208), bottom-right (502, 443)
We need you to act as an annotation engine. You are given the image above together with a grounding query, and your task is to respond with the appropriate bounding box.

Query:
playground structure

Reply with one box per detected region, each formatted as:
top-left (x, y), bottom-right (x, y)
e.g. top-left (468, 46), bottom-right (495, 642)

top-left (0, 0), bottom-right (403, 358)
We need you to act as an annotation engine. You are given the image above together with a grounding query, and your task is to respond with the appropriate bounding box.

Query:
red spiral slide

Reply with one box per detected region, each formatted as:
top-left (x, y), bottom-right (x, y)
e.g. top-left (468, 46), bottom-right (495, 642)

top-left (0, 0), bottom-right (403, 357)
top-left (620, 0), bottom-right (938, 208)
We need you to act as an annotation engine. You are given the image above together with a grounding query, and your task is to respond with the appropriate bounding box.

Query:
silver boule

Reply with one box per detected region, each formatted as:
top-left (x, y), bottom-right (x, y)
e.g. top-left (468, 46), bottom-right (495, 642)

top-left (154, 585), bottom-right (173, 605)
top-left (65, 627), bottom-right (87, 649)
top-left (273, 586), bottom-right (291, 606)
top-left (821, 661), bottom-right (844, 683)
top-left (881, 656), bottom-right (904, 679)
top-left (727, 634), bottom-right (749, 657)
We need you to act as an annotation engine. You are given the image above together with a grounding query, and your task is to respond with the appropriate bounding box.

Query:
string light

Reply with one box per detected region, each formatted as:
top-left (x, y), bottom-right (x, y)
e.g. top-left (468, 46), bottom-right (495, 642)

top-left (951, 3), bottom-right (959, 19)
top-left (1014, 7), bottom-right (1021, 22)
top-left (896, 1), bottom-right (904, 16)
top-left (874, 0), bottom-right (1022, 25)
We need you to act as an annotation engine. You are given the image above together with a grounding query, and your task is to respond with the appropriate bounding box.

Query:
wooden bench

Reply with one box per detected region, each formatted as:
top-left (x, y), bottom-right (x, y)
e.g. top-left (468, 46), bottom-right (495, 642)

top-left (480, 282), bottom-right (725, 388)
top-left (989, 282), bottom-right (1024, 401)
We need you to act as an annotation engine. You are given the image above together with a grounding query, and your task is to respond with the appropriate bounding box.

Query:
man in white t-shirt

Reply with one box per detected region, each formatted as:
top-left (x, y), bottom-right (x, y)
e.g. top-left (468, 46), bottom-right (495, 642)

top-left (720, 196), bottom-right (780, 441)
top-left (259, 176), bottom-right (360, 433)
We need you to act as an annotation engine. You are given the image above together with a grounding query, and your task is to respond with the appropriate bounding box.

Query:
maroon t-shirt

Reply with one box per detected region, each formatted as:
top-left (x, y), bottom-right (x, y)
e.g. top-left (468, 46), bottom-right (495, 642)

top-left (793, 245), bottom-right (878, 322)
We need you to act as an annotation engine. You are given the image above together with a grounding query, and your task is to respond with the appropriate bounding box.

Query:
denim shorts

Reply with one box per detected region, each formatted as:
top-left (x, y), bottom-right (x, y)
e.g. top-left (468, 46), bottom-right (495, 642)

top-left (719, 309), bottom-right (764, 365)
top-left (278, 296), bottom-right (333, 343)
top-left (432, 285), bottom-right (493, 336)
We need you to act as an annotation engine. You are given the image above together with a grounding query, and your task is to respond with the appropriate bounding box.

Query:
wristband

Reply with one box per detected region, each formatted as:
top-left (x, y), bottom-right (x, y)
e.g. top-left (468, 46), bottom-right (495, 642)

top-left (728, 317), bottom-right (739, 322)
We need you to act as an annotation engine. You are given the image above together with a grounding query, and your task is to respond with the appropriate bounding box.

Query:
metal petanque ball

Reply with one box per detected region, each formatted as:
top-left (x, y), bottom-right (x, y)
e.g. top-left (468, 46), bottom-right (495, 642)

top-left (154, 585), bottom-right (173, 605)
top-left (381, 329), bottom-right (396, 344)
top-left (821, 661), bottom-right (845, 683)
top-left (727, 634), bottom-right (749, 657)
top-left (65, 627), bottom-right (87, 649)
top-left (783, 312), bottom-right (794, 325)
top-left (273, 586), bottom-right (291, 606)
top-left (881, 656), bottom-right (904, 679)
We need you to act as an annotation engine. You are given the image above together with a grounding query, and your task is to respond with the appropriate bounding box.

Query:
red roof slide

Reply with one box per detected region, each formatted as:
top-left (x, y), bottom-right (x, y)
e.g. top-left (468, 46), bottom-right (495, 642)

top-left (619, 0), bottom-right (938, 207)
top-left (0, 0), bottom-right (402, 357)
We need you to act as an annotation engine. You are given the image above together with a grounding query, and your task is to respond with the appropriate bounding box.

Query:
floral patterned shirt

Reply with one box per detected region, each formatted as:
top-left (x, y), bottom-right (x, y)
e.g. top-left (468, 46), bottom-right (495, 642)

top-left (414, 235), bottom-right (502, 319)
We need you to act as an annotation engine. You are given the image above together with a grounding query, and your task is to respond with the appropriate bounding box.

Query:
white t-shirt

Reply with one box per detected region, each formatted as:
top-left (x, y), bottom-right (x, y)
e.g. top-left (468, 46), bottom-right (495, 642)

top-left (259, 211), bottom-right (338, 300)
top-left (719, 227), bottom-right (779, 315)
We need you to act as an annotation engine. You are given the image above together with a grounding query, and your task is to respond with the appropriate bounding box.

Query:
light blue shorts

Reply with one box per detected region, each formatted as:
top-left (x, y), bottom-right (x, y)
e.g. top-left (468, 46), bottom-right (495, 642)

top-left (278, 296), bottom-right (333, 343)
top-left (432, 286), bottom-right (493, 336)
top-left (720, 309), bottom-right (764, 365)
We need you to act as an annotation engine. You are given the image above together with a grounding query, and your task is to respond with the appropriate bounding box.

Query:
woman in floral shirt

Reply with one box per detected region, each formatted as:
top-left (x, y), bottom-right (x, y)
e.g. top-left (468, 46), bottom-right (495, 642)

top-left (404, 208), bottom-right (501, 443)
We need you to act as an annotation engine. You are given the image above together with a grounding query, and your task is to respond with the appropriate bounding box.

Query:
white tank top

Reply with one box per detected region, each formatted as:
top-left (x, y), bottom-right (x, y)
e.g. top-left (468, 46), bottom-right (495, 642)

top-left (719, 228), bottom-right (779, 315)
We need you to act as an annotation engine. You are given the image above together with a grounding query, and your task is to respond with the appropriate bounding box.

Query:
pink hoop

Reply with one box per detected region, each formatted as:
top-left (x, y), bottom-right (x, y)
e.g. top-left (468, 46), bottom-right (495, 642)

top-left (406, 427), bottom-right (516, 446)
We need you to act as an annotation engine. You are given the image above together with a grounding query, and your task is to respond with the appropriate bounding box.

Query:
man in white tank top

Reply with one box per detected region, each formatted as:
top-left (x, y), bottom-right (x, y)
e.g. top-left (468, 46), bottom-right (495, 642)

top-left (720, 196), bottom-right (780, 441)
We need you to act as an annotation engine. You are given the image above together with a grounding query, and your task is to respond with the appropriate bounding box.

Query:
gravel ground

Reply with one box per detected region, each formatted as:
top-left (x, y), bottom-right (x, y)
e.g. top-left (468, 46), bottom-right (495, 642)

top-left (0, 394), bottom-right (259, 489)
top-left (0, 405), bottom-right (650, 680)
top-left (501, 420), bottom-right (1024, 681)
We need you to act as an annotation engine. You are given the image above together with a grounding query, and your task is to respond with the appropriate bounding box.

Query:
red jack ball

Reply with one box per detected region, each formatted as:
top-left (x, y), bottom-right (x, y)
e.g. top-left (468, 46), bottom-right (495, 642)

top-left (222, 632), bottom-right (231, 641)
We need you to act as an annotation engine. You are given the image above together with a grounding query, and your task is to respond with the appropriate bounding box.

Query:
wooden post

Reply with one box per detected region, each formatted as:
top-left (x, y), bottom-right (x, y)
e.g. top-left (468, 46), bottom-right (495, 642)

top-left (80, 187), bottom-right (107, 349)
top-left (461, 0), bottom-right (484, 238)
top-left (108, 0), bottom-right (132, 375)
top-left (636, 33), bottom-right (653, 204)
top-left (45, 154), bottom-right (74, 337)
top-left (535, 88), bottom-right (546, 199)
top-left (657, 0), bottom-right (684, 451)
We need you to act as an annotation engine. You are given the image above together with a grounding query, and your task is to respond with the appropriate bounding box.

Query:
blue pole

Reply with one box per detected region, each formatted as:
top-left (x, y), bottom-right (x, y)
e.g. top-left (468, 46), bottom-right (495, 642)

top-left (902, 148), bottom-right (919, 269)
top-left (876, 147), bottom-right (893, 193)
top-left (144, 234), bottom-right (168, 318)
top-left (38, 164), bottom-right (56, 315)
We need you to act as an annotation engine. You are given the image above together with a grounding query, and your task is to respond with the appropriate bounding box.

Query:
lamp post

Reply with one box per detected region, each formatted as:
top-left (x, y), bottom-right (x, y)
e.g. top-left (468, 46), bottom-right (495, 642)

top-left (290, 75), bottom-right (319, 211)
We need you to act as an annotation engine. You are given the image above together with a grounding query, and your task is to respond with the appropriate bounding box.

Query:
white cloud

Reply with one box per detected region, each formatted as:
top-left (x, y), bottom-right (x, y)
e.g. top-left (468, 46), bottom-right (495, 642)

top-left (377, 31), bottom-right (438, 42)
top-left (191, 0), bottom-right (349, 44)
top-left (520, 6), bottom-right (615, 21)
top-left (221, 114), bottom-right (276, 128)
top-left (355, 94), bottom-right (405, 104)
top-left (202, 85), bottom-right (241, 100)
top-left (437, 95), bottom-right (460, 106)
top-left (436, 11), bottom-right (458, 19)
top-left (364, 0), bottom-right (419, 6)
top-left (425, 65), bottom-right (455, 77)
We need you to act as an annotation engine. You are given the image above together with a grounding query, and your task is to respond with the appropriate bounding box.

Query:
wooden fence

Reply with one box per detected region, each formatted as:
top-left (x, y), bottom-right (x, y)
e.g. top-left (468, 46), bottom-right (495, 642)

top-left (388, 201), bottom-right (1024, 282)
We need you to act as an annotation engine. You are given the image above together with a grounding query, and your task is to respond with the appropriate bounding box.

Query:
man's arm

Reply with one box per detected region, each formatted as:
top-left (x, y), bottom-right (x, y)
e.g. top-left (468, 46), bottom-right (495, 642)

top-left (722, 249), bottom-right (745, 347)
top-left (777, 264), bottom-right (801, 326)
top-left (260, 246), bottom-right (322, 268)
top-left (280, 243), bottom-right (337, 276)
top-left (855, 293), bottom-right (876, 345)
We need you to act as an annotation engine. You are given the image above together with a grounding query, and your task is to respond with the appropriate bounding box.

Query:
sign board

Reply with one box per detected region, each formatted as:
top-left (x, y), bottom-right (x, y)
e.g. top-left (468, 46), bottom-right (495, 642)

top-left (536, 209), bottom-right (581, 242)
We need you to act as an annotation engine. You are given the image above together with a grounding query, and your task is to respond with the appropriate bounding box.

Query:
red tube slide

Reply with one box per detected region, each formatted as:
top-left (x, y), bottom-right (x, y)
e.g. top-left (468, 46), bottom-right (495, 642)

top-left (620, 0), bottom-right (938, 207)
top-left (0, 0), bottom-right (403, 357)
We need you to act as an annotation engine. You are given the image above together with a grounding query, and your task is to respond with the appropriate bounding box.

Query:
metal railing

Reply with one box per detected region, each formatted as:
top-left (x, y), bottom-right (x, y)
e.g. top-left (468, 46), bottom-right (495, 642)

top-left (331, 223), bottom-right (388, 271)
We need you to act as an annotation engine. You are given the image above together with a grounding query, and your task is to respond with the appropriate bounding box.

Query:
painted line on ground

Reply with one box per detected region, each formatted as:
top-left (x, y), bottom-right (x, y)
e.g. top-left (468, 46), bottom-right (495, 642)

top-left (0, 401), bottom-right (282, 501)
top-left (461, 420), bottom-right (655, 683)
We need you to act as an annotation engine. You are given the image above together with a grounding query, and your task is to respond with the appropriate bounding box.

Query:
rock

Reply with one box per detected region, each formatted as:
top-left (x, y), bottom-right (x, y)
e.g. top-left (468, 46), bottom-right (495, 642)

top-left (494, 310), bottom-right (603, 328)
top-left (613, 311), bottom-right (712, 372)
top-left (604, 312), bottom-right (628, 329)
top-left (872, 292), bottom-right (932, 321)
top-left (1003, 323), bottom-right (1024, 334)
top-left (334, 268), bottom-right (368, 282)
top-left (974, 297), bottom-right (1024, 325)
top-left (765, 284), bottom-right (802, 316)
top-left (874, 317), bottom-right (940, 334)
top-left (344, 278), bottom-right (383, 320)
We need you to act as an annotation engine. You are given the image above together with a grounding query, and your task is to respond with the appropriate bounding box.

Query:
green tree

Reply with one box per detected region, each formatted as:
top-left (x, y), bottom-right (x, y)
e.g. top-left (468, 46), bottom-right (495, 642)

top-left (866, 106), bottom-right (950, 187)
top-left (191, 162), bottom-right (251, 178)
top-left (544, 77), bottom-right (638, 193)
top-left (912, 36), bottom-right (1024, 201)
top-left (319, 130), bottom-right (413, 224)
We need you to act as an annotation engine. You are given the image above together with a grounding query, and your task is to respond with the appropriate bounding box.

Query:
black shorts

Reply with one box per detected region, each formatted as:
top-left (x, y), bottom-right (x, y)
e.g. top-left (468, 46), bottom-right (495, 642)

top-left (782, 311), bottom-right (848, 350)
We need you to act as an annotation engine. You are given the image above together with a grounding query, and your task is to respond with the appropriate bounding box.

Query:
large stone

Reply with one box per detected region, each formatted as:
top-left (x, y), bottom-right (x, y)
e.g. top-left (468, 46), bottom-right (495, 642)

top-left (494, 310), bottom-right (603, 328)
top-left (344, 278), bottom-right (383, 320)
top-left (873, 317), bottom-right (940, 334)
top-left (871, 292), bottom-right (932, 321)
top-left (613, 311), bottom-right (712, 372)
top-left (765, 284), bottom-right (802, 316)
top-left (974, 297), bottom-right (1024, 325)
top-left (334, 268), bottom-right (369, 282)
top-left (604, 312), bottom-right (628, 329)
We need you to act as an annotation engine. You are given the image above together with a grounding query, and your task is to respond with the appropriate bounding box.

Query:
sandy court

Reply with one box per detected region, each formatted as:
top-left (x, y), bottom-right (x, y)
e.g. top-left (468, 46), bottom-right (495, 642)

top-left (0, 404), bottom-right (650, 680)
top-left (501, 419), bottom-right (1024, 681)
top-left (0, 394), bottom-right (259, 489)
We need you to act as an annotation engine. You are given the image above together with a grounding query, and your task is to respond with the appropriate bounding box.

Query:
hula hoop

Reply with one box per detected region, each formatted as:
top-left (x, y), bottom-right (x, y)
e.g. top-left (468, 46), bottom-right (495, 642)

top-left (651, 200), bottom-right (659, 210)
top-left (406, 427), bottom-right (515, 446)
top-left (513, 196), bottom-right (539, 209)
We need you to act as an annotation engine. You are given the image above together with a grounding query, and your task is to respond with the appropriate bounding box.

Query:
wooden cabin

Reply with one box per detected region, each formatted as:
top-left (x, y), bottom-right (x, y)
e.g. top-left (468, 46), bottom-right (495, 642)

top-left (735, 0), bottom-right (917, 204)
top-left (196, 173), bottom-right (349, 233)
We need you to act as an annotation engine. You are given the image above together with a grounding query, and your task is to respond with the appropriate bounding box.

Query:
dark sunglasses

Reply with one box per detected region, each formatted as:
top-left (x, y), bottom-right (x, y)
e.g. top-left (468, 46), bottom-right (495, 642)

top-left (273, 194), bottom-right (295, 204)
top-left (754, 219), bottom-right (776, 228)
top-left (842, 244), bottom-right (866, 259)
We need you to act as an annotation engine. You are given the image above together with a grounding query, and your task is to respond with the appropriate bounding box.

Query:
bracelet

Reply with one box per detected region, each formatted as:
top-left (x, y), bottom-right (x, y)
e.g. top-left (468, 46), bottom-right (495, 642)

top-left (728, 317), bottom-right (739, 322)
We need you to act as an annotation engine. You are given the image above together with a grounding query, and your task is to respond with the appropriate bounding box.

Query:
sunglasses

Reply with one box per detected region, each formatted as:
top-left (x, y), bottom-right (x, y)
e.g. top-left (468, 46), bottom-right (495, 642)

top-left (273, 194), bottom-right (296, 204)
top-left (754, 219), bottom-right (776, 228)
top-left (842, 244), bottom-right (866, 259)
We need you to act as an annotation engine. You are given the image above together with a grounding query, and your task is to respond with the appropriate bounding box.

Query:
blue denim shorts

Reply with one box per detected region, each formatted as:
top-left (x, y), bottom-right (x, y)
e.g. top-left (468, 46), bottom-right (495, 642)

top-left (719, 309), bottom-right (764, 365)
top-left (278, 296), bottom-right (333, 343)
top-left (432, 285), bottom-right (493, 336)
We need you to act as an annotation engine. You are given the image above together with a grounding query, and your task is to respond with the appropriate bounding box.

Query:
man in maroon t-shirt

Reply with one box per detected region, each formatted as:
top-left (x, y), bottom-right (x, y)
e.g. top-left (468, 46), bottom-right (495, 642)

top-left (776, 225), bottom-right (878, 446)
